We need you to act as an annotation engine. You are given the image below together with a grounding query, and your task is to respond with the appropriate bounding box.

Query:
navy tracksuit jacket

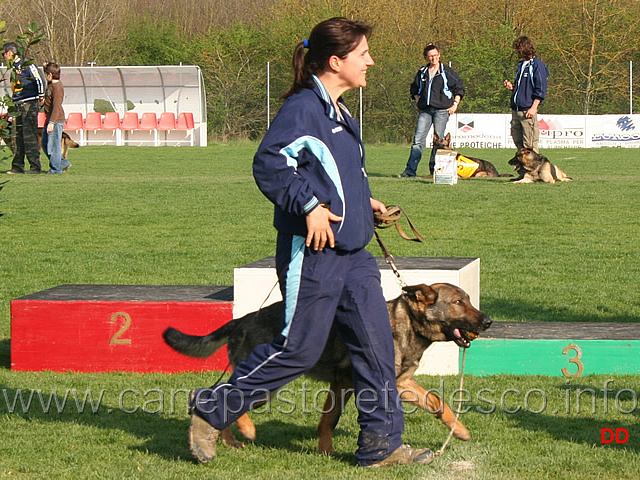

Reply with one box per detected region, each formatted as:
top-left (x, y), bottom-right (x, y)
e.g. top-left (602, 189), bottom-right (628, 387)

top-left (193, 76), bottom-right (404, 466)
top-left (510, 56), bottom-right (548, 111)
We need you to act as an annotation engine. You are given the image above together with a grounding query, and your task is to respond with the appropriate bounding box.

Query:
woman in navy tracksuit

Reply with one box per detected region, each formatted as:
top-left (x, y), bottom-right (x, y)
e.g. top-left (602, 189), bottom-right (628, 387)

top-left (188, 18), bottom-right (433, 468)
top-left (503, 36), bottom-right (548, 153)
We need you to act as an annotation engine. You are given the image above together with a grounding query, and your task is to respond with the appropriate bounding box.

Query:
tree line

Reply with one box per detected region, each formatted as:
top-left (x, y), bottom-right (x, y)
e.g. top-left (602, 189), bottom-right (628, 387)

top-left (1, 0), bottom-right (638, 142)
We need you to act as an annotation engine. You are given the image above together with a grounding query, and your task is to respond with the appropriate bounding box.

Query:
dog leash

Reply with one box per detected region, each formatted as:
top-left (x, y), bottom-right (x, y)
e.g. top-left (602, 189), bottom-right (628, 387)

top-left (374, 205), bottom-right (424, 287)
top-left (435, 347), bottom-right (467, 457)
top-left (374, 205), bottom-right (467, 457)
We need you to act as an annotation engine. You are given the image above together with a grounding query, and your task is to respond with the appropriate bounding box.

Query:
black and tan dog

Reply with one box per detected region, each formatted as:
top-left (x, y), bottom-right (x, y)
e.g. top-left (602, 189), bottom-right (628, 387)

top-left (433, 133), bottom-right (512, 178)
top-left (37, 129), bottom-right (80, 159)
top-left (508, 147), bottom-right (572, 184)
top-left (163, 283), bottom-right (492, 454)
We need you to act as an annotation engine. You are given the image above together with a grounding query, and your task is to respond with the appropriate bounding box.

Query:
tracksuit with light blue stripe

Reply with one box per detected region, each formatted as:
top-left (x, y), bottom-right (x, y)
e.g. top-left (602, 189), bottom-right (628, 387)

top-left (192, 76), bottom-right (404, 466)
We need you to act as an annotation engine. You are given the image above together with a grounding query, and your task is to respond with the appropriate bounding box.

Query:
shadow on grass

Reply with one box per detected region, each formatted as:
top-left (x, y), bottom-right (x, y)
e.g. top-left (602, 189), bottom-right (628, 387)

top-left (0, 382), bottom-right (192, 461)
top-left (0, 338), bottom-right (10, 369)
top-left (239, 419), bottom-right (357, 464)
top-left (0, 382), bottom-right (358, 463)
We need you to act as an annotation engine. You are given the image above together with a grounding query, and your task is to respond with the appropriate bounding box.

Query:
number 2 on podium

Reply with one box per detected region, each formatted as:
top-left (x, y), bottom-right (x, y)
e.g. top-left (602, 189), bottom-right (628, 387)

top-left (110, 312), bottom-right (132, 345)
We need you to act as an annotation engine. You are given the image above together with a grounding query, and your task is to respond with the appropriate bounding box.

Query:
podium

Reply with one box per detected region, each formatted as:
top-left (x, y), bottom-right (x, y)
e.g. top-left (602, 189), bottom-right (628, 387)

top-left (11, 285), bottom-right (233, 373)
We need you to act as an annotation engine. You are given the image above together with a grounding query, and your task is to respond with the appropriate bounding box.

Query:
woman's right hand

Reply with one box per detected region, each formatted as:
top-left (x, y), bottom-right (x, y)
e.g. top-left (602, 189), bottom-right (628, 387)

top-left (305, 205), bottom-right (343, 251)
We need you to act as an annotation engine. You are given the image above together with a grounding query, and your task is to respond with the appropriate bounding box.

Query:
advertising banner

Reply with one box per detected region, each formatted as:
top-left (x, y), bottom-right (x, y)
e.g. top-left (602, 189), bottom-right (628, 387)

top-left (538, 115), bottom-right (586, 148)
top-left (586, 115), bottom-right (640, 148)
top-left (446, 114), bottom-right (508, 149)
top-left (439, 114), bottom-right (640, 149)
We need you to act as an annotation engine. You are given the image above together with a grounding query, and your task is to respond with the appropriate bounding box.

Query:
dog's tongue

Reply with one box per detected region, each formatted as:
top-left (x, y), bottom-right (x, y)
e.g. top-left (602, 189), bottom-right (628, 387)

top-left (454, 328), bottom-right (461, 338)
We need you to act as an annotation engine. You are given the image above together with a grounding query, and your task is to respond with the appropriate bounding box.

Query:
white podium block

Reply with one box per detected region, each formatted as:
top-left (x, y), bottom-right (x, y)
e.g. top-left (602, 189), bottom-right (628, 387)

top-left (234, 257), bottom-right (480, 376)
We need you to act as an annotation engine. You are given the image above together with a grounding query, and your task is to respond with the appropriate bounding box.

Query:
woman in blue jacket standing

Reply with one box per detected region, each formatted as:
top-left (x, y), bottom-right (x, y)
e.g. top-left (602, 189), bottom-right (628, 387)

top-left (187, 18), bottom-right (434, 468)
top-left (398, 43), bottom-right (464, 177)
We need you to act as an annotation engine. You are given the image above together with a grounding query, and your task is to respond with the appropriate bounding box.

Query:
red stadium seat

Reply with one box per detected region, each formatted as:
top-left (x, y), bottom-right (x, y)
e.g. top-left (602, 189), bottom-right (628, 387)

top-left (101, 112), bottom-right (121, 145)
top-left (63, 112), bottom-right (84, 145)
top-left (83, 112), bottom-right (102, 131)
top-left (176, 112), bottom-right (195, 130)
top-left (176, 112), bottom-right (195, 146)
top-left (101, 112), bottom-right (120, 130)
top-left (138, 113), bottom-right (158, 145)
top-left (120, 112), bottom-right (139, 131)
top-left (139, 112), bottom-right (157, 130)
top-left (82, 112), bottom-right (102, 144)
top-left (157, 112), bottom-right (176, 131)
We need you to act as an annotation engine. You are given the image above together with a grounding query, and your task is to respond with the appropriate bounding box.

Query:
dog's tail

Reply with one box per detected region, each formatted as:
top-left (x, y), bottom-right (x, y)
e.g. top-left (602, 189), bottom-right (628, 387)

top-left (163, 319), bottom-right (240, 358)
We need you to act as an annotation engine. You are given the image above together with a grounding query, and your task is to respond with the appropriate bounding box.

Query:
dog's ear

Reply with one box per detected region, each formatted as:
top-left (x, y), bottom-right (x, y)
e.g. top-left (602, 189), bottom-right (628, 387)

top-left (402, 284), bottom-right (437, 305)
top-left (445, 133), bottom-right (451, 143)
top-left (433, 132), bottom-right (440, 142)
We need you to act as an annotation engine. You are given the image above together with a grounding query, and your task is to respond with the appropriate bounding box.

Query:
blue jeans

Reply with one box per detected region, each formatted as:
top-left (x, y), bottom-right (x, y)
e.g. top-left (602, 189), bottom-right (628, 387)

top-left (402, 107), bottom-right (449, 176)
top-left (42, 121), bottom-right (71, 173)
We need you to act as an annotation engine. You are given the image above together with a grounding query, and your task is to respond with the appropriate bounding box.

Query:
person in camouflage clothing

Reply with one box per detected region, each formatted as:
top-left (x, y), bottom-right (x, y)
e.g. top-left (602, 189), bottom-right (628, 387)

top-left (3, 42), bottom-right (45, 174)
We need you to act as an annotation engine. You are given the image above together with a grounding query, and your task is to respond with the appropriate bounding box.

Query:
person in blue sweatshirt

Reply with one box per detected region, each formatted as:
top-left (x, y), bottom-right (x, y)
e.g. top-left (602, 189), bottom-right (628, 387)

top-left (187, 17), bottom-right (434, 469)
top-left (504, 36), bottom-right (549, 153)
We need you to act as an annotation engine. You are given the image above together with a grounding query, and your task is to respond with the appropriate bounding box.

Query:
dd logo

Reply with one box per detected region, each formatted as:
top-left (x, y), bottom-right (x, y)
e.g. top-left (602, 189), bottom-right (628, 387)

top-left (601, 428), bottom-right (629, 444)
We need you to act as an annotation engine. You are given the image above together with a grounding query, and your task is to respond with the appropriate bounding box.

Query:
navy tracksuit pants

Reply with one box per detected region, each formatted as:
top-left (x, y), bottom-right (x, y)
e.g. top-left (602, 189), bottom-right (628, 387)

top-left (193, 233), bottom-right (404, 465)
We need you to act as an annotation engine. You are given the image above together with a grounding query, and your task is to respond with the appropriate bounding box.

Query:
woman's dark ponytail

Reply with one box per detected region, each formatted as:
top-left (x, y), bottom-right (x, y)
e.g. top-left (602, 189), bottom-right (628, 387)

top-left (283, 42), bottom-right (309, 99)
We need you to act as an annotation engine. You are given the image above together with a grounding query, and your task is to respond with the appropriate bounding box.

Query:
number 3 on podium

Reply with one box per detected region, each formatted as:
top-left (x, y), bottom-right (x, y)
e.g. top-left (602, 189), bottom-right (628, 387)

top-left (561, 343), bottom-right (584, 377)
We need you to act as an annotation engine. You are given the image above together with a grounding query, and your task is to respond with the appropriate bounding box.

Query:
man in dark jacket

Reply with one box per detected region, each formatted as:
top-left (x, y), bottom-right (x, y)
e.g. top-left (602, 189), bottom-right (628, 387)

top-left (3, 42), bottom-right (45, 174)
top-left (398, 43), bottom-right (464, 177)
top-left (504, 36), bottom-right (548, 153)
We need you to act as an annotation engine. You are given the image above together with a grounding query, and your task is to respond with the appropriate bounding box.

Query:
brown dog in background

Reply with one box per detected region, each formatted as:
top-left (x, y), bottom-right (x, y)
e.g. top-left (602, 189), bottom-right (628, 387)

top-left (509, 148), bottom-right (572, 183)
top-left (164, 283), bottom-right (492, 455)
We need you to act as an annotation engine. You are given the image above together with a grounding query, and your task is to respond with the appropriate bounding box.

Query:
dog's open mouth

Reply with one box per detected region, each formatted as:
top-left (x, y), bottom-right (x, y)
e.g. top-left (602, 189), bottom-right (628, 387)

top-left (452, 328), bottom-right (478, 348)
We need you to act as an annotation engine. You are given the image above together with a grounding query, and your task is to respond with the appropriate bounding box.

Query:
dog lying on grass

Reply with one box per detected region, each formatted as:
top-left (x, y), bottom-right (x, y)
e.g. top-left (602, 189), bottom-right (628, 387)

top-left (433, 133), bottom-right (512, 178)
top-left (164, 283), bottom-right (492, 454)
top-left (508, 148), bottom-right (572, 184)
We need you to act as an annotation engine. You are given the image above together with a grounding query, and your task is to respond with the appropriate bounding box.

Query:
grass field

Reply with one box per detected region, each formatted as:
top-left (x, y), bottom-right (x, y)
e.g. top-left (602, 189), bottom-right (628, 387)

top-left (0, 143), bottom-right (638, 478)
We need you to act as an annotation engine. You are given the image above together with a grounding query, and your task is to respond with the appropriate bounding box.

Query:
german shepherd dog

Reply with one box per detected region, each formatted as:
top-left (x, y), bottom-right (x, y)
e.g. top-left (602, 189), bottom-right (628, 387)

top-left (508, 148), bottom-right (572, 184)
top-left (433, 133), bottom-right (512, 178)
top-left (163, 283), bottom-right (492, 454)
top-left (37, 129), bottom-right (80, 160)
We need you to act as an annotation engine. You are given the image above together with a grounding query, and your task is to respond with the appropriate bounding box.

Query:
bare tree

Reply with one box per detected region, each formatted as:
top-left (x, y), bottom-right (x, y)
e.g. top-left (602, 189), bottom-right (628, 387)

top-left (544, 0), bottom-right (640, 114)
top-left (12, 0), bottom-right (123, 65)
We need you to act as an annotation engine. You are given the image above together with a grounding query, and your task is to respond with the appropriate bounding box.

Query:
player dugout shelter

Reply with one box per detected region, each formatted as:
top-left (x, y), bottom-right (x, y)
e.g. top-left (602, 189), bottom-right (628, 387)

top-left (2, 65), bottom-right (207, 147)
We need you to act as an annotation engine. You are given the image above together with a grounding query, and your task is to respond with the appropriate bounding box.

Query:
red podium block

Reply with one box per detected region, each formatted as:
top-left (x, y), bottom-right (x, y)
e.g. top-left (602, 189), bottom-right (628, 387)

top-left (11, 285), bottom-right (233, 373)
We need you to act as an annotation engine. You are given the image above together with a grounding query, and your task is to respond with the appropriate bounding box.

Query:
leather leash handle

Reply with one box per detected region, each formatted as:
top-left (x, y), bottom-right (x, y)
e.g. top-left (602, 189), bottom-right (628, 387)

top-left (374, 205), bottom-right (424, 243)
